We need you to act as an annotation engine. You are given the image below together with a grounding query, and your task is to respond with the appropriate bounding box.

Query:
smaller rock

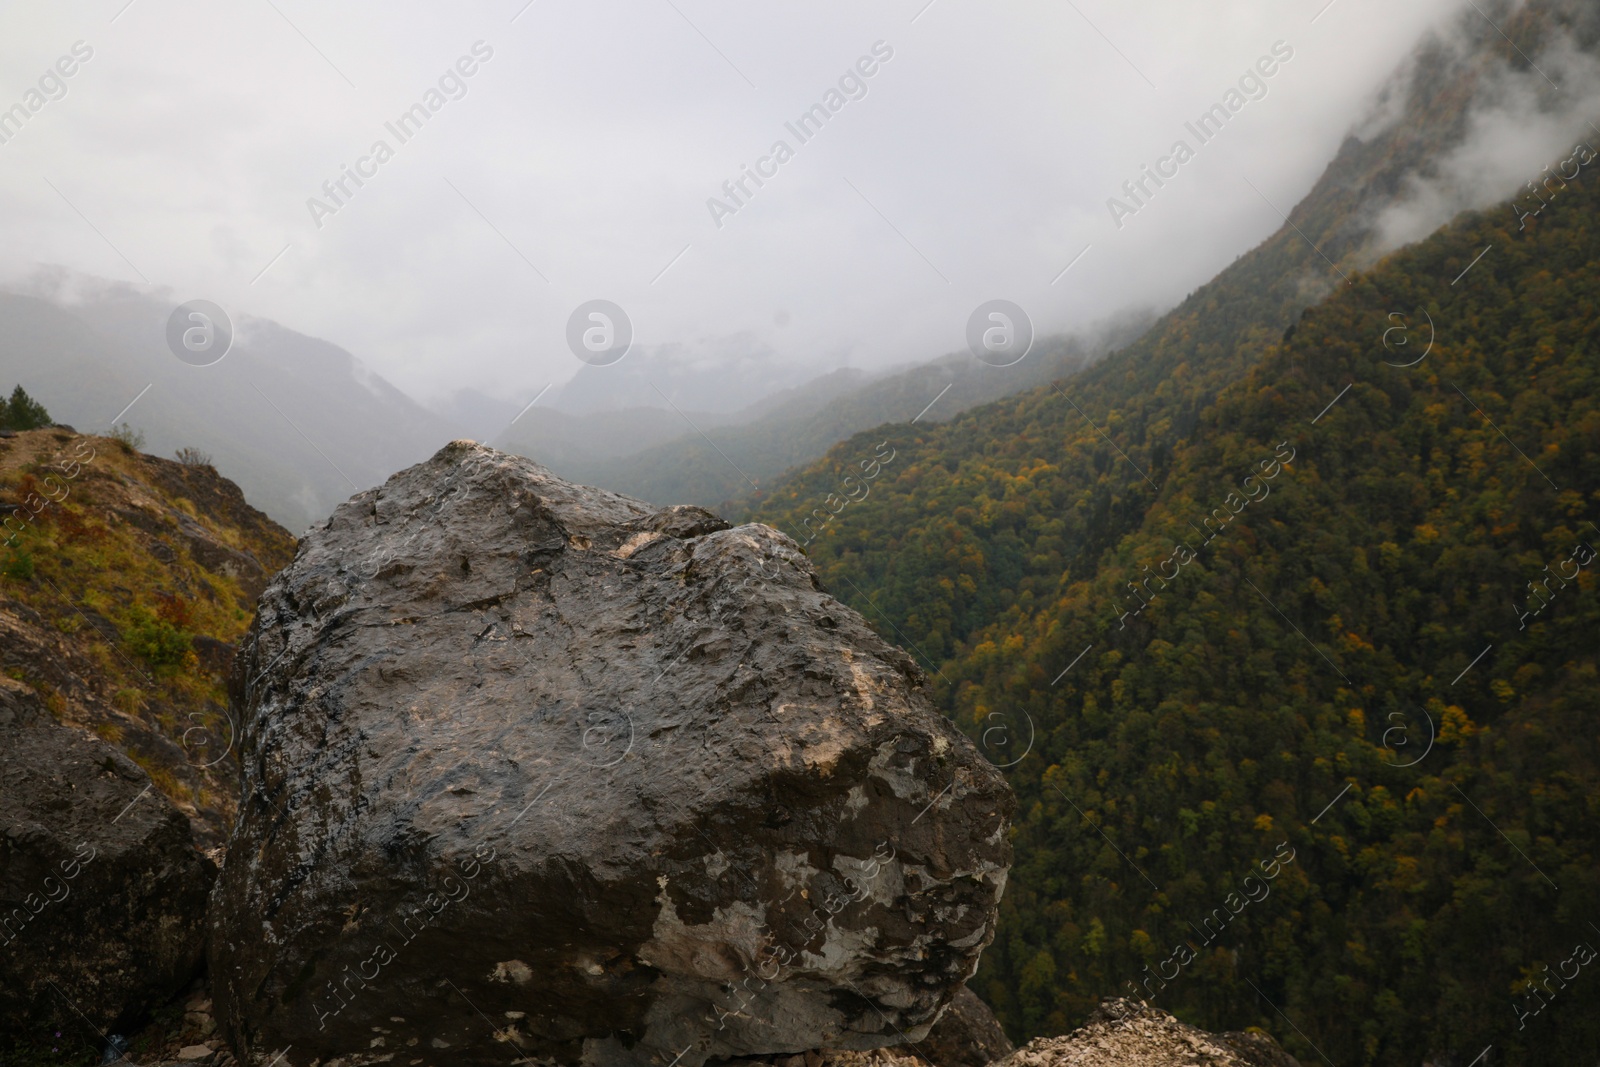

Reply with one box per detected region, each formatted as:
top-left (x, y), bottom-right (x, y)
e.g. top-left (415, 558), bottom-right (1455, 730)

top-left (190, 635), bottom-right (235, 677)
top-left (917, 986), bottom-right (1014, 1067)
top-left (100, 1033), bottom-right (131, 1063)
top-left (0, 678), bottom-right (215, 1036)
top-left (991, 999), bottom-right (1301, 1067)
top-left (176, 1045), bottom-right (214, 1062)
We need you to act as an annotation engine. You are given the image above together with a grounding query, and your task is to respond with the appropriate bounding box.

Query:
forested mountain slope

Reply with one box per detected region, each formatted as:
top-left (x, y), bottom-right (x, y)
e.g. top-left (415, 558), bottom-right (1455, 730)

top-left (958, 144), bottom-right (1600, 1065)
top-left (745, 2), bottom-right (1600, 1063)
top-left (763, 136), bottom-right (1599, 1067)
top-left (748, 0), bottom-right (1594, 668)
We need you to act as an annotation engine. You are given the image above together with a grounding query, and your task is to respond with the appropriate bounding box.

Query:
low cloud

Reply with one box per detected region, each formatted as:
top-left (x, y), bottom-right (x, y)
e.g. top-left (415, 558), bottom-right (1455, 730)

top-left (1365, 22), bottom-right (1600, 256)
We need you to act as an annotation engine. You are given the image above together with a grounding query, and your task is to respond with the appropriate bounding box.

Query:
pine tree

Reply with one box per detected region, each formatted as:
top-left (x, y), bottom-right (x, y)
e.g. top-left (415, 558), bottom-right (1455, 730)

top-left (1, 385), bottom-right (51, 431)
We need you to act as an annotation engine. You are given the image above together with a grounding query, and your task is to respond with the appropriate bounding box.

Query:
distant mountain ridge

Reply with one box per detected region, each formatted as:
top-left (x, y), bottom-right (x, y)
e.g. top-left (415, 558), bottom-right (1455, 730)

top-left (0, 272), bottom-right (1153, 529)
top-left (514, 309), bottom-right (1156, 511)
top-left (0, 282), bottom-right (455, 532)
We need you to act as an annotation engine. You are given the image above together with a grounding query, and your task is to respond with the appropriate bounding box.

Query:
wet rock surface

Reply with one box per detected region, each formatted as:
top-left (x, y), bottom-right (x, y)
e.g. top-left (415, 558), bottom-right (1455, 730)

top-left (991, 1000), bottom-right (1302, 1067)
top-left (210, 442), bottom-right (1014, 1067)
top-left (0, 676), bottom-right (214, 1039)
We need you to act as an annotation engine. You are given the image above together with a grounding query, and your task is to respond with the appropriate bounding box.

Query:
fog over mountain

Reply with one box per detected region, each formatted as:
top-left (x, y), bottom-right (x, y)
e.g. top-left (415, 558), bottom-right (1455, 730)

top-left (7, 0), bottom-right (1598, 531)
top-left (1, 0), bottom-right (1470, 411)
top-left (0, 275), bottom-right (452, 529)
top-left (1360, 3), bottom-right (1600, 253)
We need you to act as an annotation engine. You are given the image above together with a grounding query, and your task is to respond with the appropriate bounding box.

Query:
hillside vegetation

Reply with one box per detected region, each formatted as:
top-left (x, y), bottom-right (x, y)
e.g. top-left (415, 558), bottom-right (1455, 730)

top-left (0, 428), bottom-right (295, 846)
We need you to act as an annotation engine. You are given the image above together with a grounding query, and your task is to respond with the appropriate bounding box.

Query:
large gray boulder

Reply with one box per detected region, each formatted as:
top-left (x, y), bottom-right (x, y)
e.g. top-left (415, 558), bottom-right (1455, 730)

top-left (210, 442), bottom-right (1014, 1067)
top-left (0, 676), bottom-right (214, 1046)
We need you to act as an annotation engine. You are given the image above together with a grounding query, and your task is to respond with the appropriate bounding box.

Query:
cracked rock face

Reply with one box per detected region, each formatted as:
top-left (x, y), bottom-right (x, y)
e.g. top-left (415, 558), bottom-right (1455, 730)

top-left (209, 442), bottom-right (1013, 1067)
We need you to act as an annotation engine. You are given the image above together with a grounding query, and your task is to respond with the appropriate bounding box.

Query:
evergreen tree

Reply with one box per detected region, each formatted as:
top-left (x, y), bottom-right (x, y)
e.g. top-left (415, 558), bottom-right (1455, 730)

top-left (1, 385), bottom-right (52, 431)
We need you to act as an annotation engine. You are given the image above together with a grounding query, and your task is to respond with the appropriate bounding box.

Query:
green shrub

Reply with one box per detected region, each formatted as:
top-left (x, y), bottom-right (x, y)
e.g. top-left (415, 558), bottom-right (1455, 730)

top-left (1, 550), bottom-right (33, 581)
top-left (124, 606), bottom-right (192, 669)
top-left (110, 423), bottom-right (146, 453)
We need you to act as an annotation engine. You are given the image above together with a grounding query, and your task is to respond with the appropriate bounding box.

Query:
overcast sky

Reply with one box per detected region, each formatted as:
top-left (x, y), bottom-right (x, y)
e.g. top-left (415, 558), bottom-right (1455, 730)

top-left (0, 0), bottom-right (1471, 407)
